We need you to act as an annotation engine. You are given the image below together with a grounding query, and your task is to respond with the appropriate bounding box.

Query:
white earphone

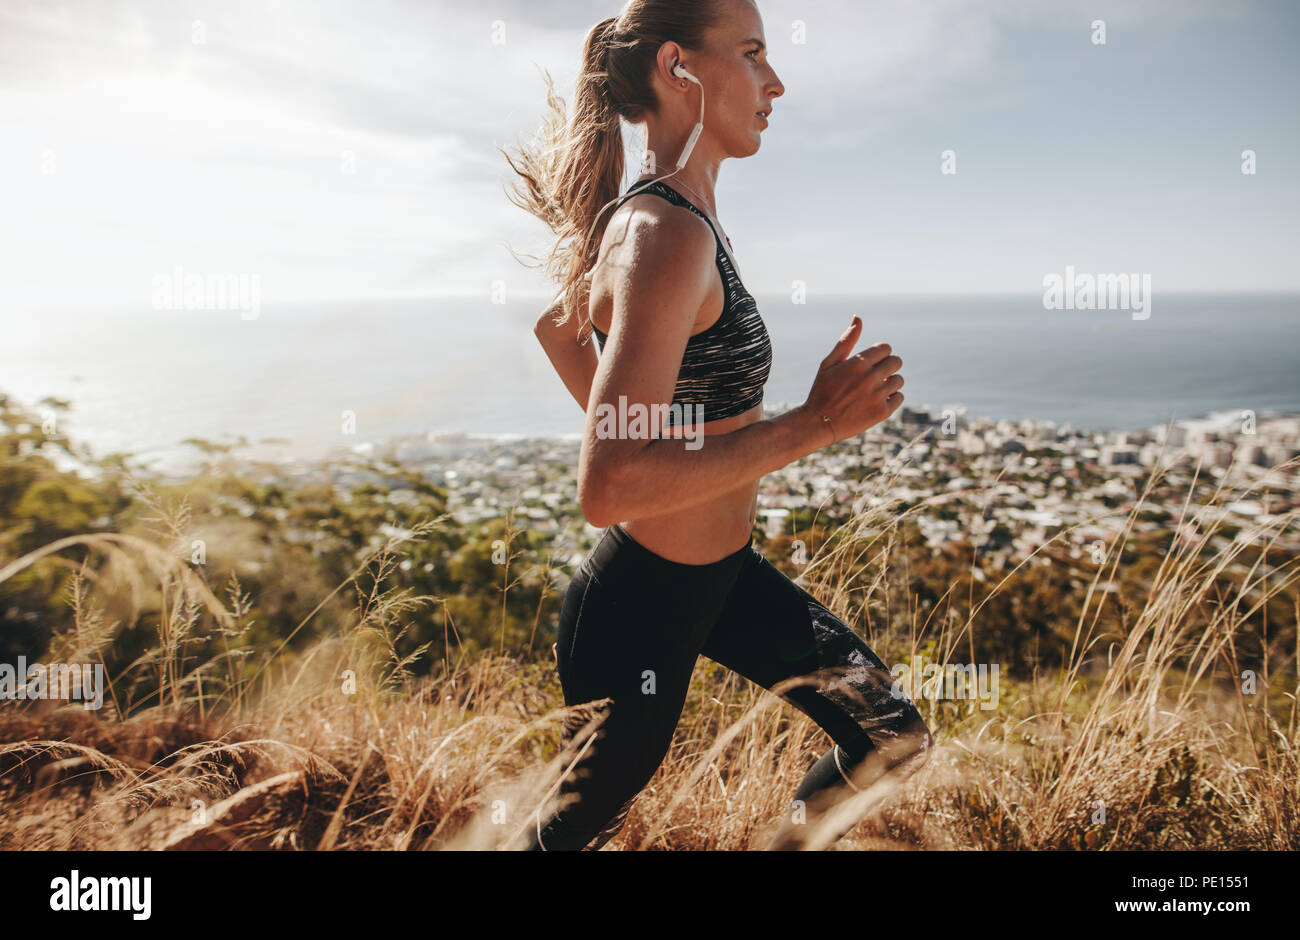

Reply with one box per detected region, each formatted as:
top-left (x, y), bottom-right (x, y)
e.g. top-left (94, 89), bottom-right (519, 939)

top-left (583, 59), bottom-right (706, 270)
top-left (671, 64), bottom-right (705, 169)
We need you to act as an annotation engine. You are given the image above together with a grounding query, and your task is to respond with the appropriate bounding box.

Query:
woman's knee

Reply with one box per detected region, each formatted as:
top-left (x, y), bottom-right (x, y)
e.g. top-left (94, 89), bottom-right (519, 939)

top-left (889, 715), bottom-right (933, 774)
top-left (561, 696), bottom-right (676, 790)
top-left (834, 716), bottom-right (932, 792)
top-left (844, 697), bottom-right (933, 773)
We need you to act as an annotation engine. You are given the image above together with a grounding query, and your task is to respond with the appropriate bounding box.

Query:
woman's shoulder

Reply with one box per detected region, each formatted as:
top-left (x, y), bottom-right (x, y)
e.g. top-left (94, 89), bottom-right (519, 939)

top-left (587, 195), bottom-right (717, 339)
top-left (597, 192), bottom-right (716, 281)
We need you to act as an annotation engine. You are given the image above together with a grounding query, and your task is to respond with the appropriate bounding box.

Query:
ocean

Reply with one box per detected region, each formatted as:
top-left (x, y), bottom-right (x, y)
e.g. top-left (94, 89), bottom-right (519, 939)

top-left (3, 292), bottom-right (1297, 472)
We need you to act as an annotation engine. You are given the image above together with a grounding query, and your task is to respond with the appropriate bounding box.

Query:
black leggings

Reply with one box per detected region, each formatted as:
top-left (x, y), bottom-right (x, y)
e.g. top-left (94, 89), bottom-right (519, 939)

top-left (526, 523), bottom-right (933, 850)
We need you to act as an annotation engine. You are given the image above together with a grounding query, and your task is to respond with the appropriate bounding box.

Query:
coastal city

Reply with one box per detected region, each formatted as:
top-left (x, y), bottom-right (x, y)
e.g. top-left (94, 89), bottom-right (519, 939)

top-left (321, 403), bottom-right (1300, 569)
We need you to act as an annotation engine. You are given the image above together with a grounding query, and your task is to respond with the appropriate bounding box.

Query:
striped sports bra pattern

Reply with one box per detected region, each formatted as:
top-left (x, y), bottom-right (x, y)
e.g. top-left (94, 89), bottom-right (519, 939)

top-left (591, 181), bottom-right (773, 426)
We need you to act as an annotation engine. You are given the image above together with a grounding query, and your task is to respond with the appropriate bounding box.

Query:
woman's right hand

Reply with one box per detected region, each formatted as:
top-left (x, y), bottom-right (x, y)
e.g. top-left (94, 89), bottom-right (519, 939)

top-left (801, 316), bottom-right (905, 445)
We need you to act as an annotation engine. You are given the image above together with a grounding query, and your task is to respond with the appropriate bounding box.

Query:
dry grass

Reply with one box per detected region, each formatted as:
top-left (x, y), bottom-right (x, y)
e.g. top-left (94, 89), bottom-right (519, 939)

top-left (1, 456), bottom-right (1296, 851)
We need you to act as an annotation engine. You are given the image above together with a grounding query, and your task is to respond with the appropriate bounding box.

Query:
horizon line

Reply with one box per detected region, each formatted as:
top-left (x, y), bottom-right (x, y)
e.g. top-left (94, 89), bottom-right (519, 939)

top-left (13, 286), bottom-right (1300, 315)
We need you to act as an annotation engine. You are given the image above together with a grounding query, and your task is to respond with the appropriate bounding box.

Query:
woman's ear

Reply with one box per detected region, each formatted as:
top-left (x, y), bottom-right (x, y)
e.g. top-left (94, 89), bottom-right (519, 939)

top-left (656, 41), bottom-right (684, 84)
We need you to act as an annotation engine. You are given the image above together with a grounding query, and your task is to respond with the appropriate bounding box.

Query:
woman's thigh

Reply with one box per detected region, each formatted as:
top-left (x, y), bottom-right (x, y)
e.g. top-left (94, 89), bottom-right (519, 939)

top-left (699, 547), bottom-right (926, 760)
top-left (553, 526), bottom-right (749, 764)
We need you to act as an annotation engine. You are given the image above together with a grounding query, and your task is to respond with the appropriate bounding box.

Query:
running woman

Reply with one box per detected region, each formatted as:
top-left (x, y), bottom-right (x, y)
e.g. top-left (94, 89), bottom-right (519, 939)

top-left (503, 0), bottom-right (932, 850)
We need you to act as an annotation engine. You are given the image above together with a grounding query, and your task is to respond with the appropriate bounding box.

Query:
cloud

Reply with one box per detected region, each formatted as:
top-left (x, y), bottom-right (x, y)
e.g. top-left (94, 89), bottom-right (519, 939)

top-left (0, 0), bottom-right (1292, 308)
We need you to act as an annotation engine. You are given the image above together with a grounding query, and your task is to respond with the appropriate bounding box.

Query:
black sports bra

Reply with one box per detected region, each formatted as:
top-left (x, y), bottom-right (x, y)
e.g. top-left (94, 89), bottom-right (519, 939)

top-left (590, 181), bottom-right (773, 427)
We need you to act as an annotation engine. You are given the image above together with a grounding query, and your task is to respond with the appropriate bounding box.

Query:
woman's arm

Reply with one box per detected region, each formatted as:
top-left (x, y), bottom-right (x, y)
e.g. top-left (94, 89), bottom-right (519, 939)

top-left (577, 203), bottom-right (903, 528)
top-left (534, 287), bottom-right (598, 412)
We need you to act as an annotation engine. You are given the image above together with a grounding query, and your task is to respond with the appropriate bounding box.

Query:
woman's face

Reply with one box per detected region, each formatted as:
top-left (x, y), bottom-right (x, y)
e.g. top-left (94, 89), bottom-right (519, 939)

top-left (691, 0), bottom-right (785, 158)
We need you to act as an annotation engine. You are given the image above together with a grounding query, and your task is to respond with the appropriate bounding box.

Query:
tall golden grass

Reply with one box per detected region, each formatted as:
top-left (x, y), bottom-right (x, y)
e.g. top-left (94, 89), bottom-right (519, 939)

top-left (1, 454), bottom-right (1296, 850)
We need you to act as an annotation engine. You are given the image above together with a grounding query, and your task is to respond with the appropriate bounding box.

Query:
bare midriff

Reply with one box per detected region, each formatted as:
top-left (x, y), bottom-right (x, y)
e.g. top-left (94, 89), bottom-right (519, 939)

top-left (612, 401), bottom-right (762, 565)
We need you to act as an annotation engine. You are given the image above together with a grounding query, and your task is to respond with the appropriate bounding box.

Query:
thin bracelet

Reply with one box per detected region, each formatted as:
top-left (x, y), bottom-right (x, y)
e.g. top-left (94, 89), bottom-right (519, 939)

top-left (820, 412), bottom-right (836, 446)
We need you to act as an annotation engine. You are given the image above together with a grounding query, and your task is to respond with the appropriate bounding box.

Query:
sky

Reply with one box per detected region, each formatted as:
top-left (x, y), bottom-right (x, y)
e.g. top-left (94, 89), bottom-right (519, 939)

top-left (1, 0), bottom-right (1297, 313)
